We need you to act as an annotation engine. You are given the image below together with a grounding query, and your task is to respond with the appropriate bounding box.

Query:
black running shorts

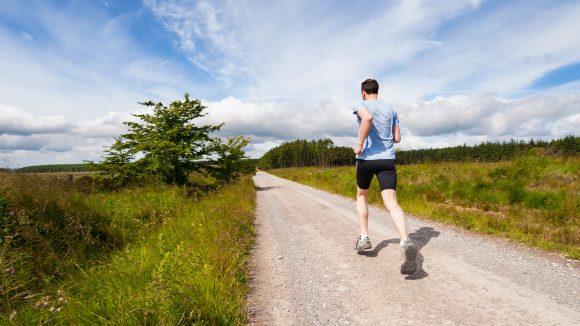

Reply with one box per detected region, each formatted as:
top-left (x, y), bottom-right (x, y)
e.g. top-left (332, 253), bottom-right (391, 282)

top-left (356, 159), bottom-right (397, 191)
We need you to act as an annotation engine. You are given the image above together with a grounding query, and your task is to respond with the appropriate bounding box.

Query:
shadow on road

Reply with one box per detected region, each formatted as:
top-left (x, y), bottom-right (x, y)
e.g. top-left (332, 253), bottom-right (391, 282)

top-left (405, 227), bottom-right (441, 280)
top-left (357, 238), bottom-right (399, 257)
top-left (357, 226), bottom-right (441, 280)
top-left (255, 186), bottom-right (279, 191)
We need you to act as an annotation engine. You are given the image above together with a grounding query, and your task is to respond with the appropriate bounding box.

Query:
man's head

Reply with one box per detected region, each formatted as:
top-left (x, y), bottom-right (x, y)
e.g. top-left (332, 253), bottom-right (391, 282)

top-left (361, 79), bottom-right (379, 100)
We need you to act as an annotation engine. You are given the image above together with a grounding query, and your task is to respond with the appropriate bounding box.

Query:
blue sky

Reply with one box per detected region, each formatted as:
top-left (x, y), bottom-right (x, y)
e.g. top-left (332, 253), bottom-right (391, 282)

top-left (0, 0), bottom-right (579, 167)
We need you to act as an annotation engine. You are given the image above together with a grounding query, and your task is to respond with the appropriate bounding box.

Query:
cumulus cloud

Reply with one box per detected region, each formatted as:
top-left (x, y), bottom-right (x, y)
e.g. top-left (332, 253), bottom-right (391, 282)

top-left (0, 105), bottom-right (121, 166)
top-left (0, 143), bottom-right (109, 168)
top-left (204, 93), bottom-right (580, 154)
top-left (0, 133), bottom-right (95, 153)
top-left (72, 112), bottom-right (135, 138)
top-left (0, 104), bottom-right (70, 135)
top-left (0, 135), bottom-right (48, 151)
top-left (202, 97), bottom-right (355, 140)
top-left (398, 93), bottom-right (580, 138)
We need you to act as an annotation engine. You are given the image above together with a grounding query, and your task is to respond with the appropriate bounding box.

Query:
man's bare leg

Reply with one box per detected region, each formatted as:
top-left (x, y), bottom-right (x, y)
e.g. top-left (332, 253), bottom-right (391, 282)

top-left (382, 189), bottom-right (417, 274)
top-left (354, 187), bottom-right (372, 250)
top-left (356, 187), bottom-right (370, 235)
top-left (380, 189), bottom-right (408, 240)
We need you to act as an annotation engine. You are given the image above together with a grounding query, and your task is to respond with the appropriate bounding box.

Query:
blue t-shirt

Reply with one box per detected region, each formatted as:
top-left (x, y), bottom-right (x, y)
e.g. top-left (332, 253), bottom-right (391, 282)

top-left (353, 99), bottom-right (399, 160)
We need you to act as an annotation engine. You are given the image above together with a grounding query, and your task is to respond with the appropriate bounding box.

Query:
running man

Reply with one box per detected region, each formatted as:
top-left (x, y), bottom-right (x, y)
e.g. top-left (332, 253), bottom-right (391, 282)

top-left (352, 79), bottom-right (418, 275)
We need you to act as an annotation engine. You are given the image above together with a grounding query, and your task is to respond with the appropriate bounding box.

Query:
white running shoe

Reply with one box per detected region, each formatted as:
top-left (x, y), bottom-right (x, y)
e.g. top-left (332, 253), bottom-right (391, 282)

top-left (400, 239), bottom-right (418, 275)
top-left (354, 235), bottom-right (372, 250)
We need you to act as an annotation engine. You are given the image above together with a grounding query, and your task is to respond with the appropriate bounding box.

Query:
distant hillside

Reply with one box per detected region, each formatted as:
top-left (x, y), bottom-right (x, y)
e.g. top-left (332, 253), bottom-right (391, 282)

top-left (17, 164), bottom-right (92, 173)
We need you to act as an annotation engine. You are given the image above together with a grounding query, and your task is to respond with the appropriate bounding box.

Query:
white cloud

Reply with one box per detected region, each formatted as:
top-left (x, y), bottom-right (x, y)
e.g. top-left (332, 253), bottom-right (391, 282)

top-left (0, 135), bottom-right (48, 151)
top-left (144, 0), bottom-right (246, 80)
top-left (398, 93), bottom-right (580, 138)
top-left (0, 144), bottom-right (108, 168)
top-left (202, 97), bottom-right (355, 140)
top-left (72, 112), bottom-right (135, 138)
top-left (142, 0), bottom-right (472, 99)
top-left (141, 0), bottom-right (580, 102)
top-left (205, 93), bottom-right (579, 155)
top-left (0, 105), bottom-right (125, 167)
top-left (0, 104), bottom-right (70, 135)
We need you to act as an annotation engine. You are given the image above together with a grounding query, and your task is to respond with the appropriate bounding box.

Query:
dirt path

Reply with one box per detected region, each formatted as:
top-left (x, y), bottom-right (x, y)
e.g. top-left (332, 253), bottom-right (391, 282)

top-left (247, 171), bottom-right (580, 325)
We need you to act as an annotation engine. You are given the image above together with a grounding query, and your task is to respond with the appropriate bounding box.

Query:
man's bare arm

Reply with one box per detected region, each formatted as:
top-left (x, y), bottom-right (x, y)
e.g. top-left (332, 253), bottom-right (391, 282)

top-left (393, 124), bottom-right (401, 143)
top-left (354, 108), bottom-right (372, 155)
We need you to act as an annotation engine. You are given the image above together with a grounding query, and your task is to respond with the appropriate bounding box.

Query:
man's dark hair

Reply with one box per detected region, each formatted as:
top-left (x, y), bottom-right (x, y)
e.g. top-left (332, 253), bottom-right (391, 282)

top-left (361, 79), bottom-right (379, 94)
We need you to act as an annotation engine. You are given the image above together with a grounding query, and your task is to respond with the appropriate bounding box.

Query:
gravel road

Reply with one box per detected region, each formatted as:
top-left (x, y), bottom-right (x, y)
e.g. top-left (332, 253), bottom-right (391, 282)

top-left (247, 171), bottom-right (580, 325)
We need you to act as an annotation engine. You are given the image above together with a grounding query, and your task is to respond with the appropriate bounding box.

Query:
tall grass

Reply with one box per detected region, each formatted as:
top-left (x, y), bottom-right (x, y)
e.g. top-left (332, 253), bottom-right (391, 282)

top-left (269, 155), bottom-right (579, 258)
top-left (1, 174), bottom-right (128, 315)
top-left (1, 173), bottom-right (255, 324)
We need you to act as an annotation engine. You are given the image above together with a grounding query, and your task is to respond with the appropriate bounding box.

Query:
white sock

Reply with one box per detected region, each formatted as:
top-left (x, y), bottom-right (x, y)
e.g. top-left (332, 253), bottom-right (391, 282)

top-left (400, 238), bottom-right (409, 246)
top-left (361, 234), bottom-right (369, 239)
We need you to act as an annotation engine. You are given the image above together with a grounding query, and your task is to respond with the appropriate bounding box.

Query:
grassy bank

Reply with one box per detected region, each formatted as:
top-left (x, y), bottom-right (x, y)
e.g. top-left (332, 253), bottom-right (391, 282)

top-left (1, 173), bottom-right (255, 324)
top-left (268, 156), bottom-right (579, 259)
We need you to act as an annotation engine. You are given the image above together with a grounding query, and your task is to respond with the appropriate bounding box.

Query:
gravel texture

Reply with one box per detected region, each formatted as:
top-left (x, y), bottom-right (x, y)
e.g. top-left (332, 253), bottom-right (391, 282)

top-left (247, 171), bottom-right (580, 325)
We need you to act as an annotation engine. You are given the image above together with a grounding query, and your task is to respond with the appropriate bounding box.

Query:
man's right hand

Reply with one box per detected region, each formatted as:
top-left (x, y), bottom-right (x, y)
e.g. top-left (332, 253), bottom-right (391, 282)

top-left (354, 144), bottom-right (363, 155)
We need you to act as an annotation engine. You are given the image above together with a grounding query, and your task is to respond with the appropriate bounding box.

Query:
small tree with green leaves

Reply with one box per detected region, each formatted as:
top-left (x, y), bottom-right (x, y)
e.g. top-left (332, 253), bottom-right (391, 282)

top-left (94, 138), bottom-right (135, 185)
top-left (209, 136), bottom-right (255, 183)
top-left (91, 94), bottom-right (251, 186)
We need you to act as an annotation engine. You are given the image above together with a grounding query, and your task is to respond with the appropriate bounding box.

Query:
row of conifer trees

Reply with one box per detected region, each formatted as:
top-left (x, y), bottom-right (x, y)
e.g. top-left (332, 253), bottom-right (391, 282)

top-left (257, 139), bottom-right (354, 169)
top-left (257, 135), bottom-right (578, 169)
top-left (16, 164), bottom-right (91, 173)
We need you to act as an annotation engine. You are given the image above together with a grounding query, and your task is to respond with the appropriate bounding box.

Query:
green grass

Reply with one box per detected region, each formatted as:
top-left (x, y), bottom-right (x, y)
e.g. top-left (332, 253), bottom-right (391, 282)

top-left (1, 173), bottom-right (255, 324)
top-left (268, 155), bottom-right (579, 259)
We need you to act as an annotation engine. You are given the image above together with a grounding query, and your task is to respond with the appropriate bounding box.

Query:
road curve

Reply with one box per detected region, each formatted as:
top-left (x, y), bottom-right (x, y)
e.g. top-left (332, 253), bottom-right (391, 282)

top-left (247, 171), bottom-right (580, 325)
